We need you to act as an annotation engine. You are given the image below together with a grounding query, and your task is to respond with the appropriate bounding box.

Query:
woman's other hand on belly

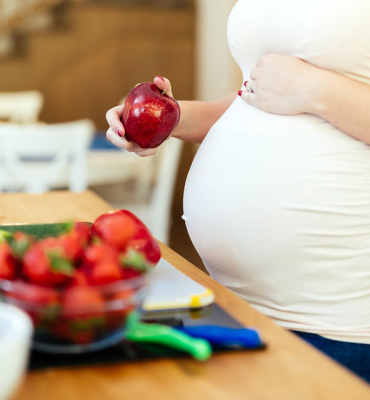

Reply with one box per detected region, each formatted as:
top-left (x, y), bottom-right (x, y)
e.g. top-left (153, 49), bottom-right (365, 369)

top-left (238, 53), bottom-right (370, 146)
top-left (238, 53), bottom-right (320, 116)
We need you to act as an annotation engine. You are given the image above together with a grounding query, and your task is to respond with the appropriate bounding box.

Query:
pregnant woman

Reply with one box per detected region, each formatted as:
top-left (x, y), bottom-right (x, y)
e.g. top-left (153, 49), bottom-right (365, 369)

top-left (106, 0), bottom-right (370, 381)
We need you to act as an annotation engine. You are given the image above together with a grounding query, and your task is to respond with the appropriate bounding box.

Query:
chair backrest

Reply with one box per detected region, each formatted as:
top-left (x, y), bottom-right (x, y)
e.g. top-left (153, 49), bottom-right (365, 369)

top-left (139, 137), bottom-right (183, 244)
top-left (0, 91), bottom-right (44, 123)
top-left (0, 119), bottom-right (95, 193)
top-left (90, 136), bottom-right (184, 245)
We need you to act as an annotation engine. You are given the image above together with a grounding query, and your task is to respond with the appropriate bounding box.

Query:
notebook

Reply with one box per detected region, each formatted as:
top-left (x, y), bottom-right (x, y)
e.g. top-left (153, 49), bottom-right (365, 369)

top-left (143, 259), bottom-right (215, 311)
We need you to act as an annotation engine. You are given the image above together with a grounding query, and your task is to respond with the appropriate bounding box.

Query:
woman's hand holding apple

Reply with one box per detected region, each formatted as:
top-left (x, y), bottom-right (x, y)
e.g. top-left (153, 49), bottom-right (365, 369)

top-left (105, 76), bottom-right (177, 157)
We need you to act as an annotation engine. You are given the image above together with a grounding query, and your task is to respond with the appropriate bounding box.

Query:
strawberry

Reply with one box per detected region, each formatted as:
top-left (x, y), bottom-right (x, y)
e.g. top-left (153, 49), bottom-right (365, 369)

top-left (123, 210), bottom-right (161, 264)
top-left (83, 242), bottom-right (123, 286)
top-left (106, 288), bottom-right (135, 330)
top-left (22, 241), bottom-right (75, 286)
top-left (92, 209), bottom-right (161, 270)
top-left (91, 210), bottom-right (138, 251)
top-left (10, 231), bottom-right (34, 260)
top-left (0, 241), bottom-right (17, 280)
top-left (57, 235), bottom-right (83, 263)
top-left (120, 263), bottom-right (142, 280)
top-left (83, 242), bottom-right (118, 267)
top-left (61, 285), bottom-right (105, 344)
top-left (8, 283), bottom-right (59, 307)
top-left (70, 222), bottom-right (90, 248)
top-left (85, 260), bottom-right (123, 286)
top-left (62, 285), bottom-right (105, 319)
top-left (67, 270), bottom-right (89, 288)
top-left (58, 222), bottom-right (90, 262)
top-left (6, 283), bottom-right (59, 326)
top-left (121, 212), bottom-right (161, 269)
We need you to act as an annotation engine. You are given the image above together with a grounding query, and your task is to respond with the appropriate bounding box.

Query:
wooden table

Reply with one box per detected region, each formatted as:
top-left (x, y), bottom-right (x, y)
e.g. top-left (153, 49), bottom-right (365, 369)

top-left (3, 190), bottom-right (370, 400)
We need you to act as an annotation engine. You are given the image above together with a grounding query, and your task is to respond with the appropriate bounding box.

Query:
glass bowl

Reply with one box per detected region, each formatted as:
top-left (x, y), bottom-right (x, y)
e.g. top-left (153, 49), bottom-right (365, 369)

top-left (0, 274), bottom-right (148, 354)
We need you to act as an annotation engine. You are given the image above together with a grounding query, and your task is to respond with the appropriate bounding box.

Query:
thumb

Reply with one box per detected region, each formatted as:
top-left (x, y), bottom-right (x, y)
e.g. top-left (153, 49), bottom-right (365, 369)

top-left (154, 75), bottom-right (174, 98)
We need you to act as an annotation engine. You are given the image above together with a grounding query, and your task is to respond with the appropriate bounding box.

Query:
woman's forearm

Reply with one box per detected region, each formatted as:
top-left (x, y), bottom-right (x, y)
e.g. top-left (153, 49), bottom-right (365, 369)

top-left (173, 93), bottom-right (237, 143)
top-left (307, 70), bottom-right (370, 144)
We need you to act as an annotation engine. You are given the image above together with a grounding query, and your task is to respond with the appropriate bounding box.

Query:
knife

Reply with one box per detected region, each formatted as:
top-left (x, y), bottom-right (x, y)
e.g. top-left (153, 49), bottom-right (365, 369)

top-left (175, 325), bottom-right (264, 349)
top-left (125, 311), bottom-right (212, 361)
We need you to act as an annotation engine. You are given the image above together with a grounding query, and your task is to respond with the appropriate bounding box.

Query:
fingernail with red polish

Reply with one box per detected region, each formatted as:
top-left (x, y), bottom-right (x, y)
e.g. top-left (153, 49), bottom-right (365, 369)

top-left (238, 90), bottom-right (243, 97)
top-left (155, 75), bottom-right (165, 82)
top-left (244, 81), bottom-right (248, 87)
top-left (117, 130), bottom-right (123, 137)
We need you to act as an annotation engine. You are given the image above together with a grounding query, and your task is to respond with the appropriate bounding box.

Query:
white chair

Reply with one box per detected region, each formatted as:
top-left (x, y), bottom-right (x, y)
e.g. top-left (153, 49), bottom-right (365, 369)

top-left (92, 137), bottom-right (184, 245)
top-left (0, 91), bottom-right (44, 123)
top-left (0, 119), bottom-right (95, 193)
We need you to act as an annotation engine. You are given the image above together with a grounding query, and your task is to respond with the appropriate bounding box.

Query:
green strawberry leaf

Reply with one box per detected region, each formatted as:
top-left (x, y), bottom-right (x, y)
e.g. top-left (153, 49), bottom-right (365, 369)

top-left (71, 316), bottom-right (105, 332)
top-left (0, 230), bottom-right (14, 244)
top-left (11, 238), bottom-right (32, 259)
top-left (120, 249), bottom-right (151, 273)
top-left (42, 304), bottom-right (60, 321)
top-left (48, 252), bottom-right (75, 276)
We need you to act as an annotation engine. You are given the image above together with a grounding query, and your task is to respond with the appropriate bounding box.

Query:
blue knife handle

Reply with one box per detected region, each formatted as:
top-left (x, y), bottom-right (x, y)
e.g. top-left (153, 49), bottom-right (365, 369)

top-left (176, 325), bottom-right (263, 348)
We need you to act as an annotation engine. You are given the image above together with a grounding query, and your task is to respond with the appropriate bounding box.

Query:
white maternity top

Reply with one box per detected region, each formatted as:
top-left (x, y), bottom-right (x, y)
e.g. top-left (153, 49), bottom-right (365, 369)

top-left (183, 0), bottom-right (370, 343)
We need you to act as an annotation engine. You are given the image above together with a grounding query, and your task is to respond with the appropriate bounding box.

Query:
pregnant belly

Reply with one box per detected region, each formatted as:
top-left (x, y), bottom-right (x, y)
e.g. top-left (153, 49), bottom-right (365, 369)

top-left (183, 99), bottom-right (370, 329)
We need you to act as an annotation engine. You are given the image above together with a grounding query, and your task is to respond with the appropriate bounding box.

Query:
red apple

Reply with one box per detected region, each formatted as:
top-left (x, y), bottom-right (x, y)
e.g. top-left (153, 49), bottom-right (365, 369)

top-left (121, 82), bottom-right (181, 149)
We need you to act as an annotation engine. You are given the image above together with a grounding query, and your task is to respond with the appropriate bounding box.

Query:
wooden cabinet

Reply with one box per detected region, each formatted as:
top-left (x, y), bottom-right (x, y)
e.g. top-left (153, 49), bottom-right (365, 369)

top-left (0, 1), bottom-right (196, 129)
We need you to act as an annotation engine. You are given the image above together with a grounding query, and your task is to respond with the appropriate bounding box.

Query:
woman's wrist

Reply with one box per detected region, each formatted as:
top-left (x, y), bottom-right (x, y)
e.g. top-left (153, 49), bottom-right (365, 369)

top-left (171, 100), bottom-right (201, 142)
top-left (302, 66), bottom-right (370, 144)
top-left (304, 67), bottom-right (359, 119)
top-left (172, 97), bottom-right (233, 143)
top-left (300, 66), bottom-right (329, 116)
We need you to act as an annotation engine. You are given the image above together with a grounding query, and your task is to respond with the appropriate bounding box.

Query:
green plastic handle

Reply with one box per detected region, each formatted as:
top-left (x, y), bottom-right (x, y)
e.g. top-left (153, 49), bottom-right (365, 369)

top-left (125, 311), bottom-right (212, 361)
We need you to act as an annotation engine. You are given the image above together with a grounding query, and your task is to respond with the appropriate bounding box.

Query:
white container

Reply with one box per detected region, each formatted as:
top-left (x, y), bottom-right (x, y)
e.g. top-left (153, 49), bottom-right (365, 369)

top-left (0, 303), bottom-right (33, 400)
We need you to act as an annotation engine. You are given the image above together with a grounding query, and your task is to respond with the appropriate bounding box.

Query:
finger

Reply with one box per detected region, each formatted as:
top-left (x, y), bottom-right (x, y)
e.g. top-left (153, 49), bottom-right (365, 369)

top-left (238, 90), bottom-right (259, 108)
top-left (153, 75), bottom-right (174, 97)
top-left (105, 105), bottom-right (125, 136)
top-left (249, 67), bottom-right (257, 80)
top-left (106, 127), bottom-right (137, 151)
top-left (136, 148), bottom-right (158, 157)
top-left (243, 79), bottom-right (255, 93)
top-left (250, 79), bottom-right (255, 93)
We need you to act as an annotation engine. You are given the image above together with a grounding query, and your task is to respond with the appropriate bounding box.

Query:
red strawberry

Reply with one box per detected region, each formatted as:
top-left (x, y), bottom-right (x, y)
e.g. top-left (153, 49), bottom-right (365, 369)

top-left (8, 283), bottom-right (59, 306)
top-left (83, 243), bottom-right (123, 286)
top-left (120, 210), bottom-right (161, 267)
top-left (6, 283), bottom-right (59, 326)
top-left (121, 265), bottom-right (142, 280)
top-left (10, 231), bottom-right (34, 260)
top-left (0, 241), bottom-right (16, 280)
top-left (58, 235), bottom-right (83, 263)
top-left (58, 222), bottom-right (90, 262)
top-left (86, 261), bottom-right (123, 286)
top-left (71, 222), bottom-right (90, 248)
top-left (67, 270), bottom-right (89, 288)
top-left (62, 286), bottom-right (105, 319)
top-left (106, 288), bottom-right (135, 329)
top-left (22, 241), bottom-right (75, 286)
top-left (91, 210), bottom-right (138, 251)
top-left (92, 209), bottom-right (161, 270)
top-left (61, 285), bottom-right (105, 344)
top-left (83, 242), bottom-right (118, 266)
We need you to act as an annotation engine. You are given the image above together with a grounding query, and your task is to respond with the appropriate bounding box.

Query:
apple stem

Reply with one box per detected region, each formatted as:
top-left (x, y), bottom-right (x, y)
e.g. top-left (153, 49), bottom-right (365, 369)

top-left (161, 89), bottom-right (168, 96)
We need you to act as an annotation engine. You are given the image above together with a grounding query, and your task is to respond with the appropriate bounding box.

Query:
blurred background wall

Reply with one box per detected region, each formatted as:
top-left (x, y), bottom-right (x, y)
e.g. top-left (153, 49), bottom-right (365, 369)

top-left (0, 0), bottom-right (241, 270)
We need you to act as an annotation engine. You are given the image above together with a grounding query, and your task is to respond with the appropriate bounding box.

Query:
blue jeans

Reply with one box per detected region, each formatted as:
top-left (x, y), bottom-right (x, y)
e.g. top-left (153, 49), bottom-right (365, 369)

top-left (292, 331), bottom-right (370, 383)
